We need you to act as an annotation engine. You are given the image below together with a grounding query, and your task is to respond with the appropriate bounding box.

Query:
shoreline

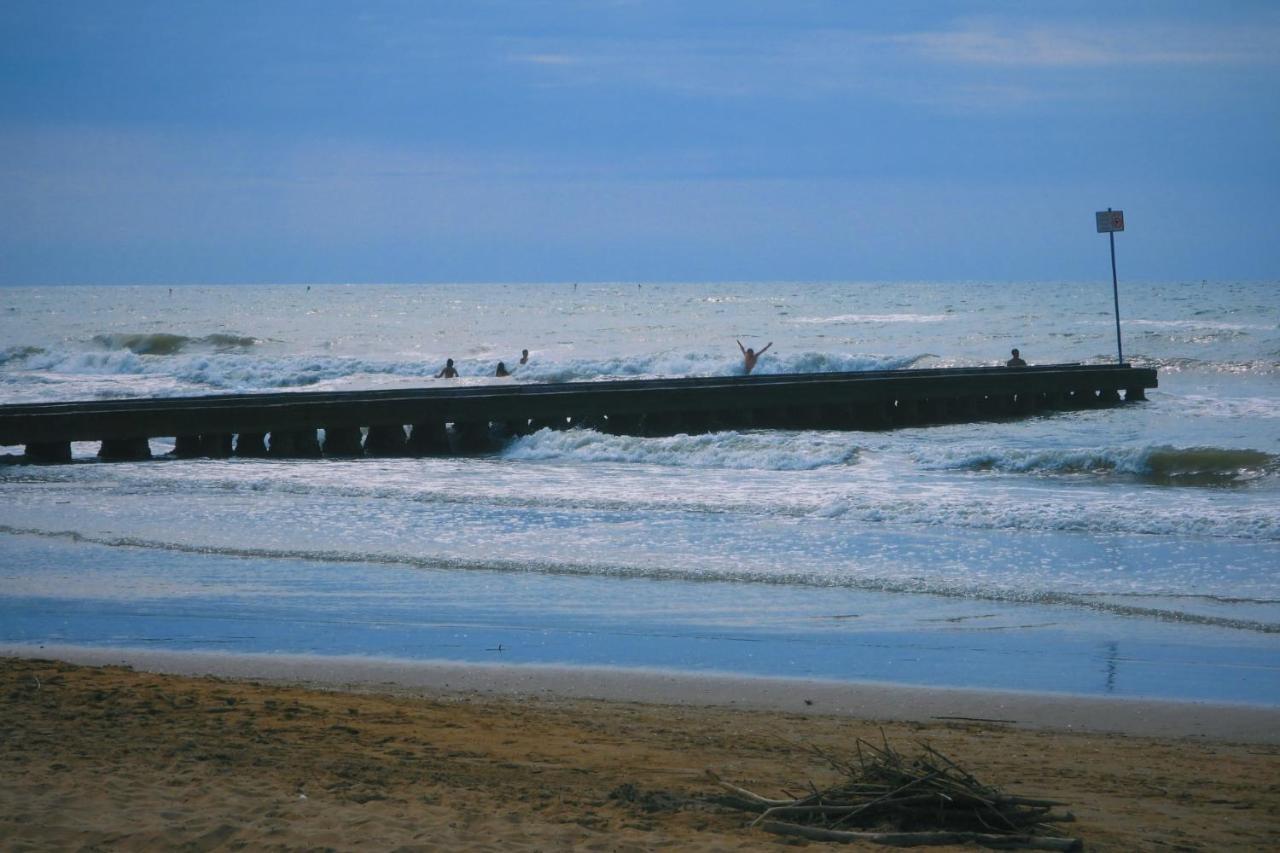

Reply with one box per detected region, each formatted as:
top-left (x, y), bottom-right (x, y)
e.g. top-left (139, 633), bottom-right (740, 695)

top-left (10, 643), bottom-right (1279, 744)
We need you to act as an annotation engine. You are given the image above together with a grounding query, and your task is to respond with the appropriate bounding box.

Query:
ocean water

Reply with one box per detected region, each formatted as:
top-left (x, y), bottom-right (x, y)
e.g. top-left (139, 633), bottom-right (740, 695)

top-left (2, 281), bottom-right (1278, 703)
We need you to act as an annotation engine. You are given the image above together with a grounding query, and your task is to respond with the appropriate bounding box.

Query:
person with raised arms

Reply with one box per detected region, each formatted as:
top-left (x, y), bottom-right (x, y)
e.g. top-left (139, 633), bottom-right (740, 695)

top-left (737, 339), bottom-right (773, 374)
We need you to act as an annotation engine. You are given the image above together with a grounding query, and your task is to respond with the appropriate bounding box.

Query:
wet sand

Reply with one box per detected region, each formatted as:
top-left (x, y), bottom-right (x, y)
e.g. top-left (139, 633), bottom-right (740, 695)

top-left (3, 650), bottom-right (1278, 851)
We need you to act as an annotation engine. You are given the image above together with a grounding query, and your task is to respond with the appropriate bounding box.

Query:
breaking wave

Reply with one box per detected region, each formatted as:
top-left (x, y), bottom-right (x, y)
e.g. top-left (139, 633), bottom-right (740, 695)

top-left (4, 346), bottom-right (932, 397)
top-left (513, 350), bottom-right (929, 383)
top-left (918, 444), bottom-right (1278, 486)
top-left (1131, 355), bottom-right (1279, 375)
top-left (91, 332), bottom-right (259, 355)
top-left (502, 428), bottom-right (860, 471)
top-left (0, 345), bottom-right (46, 366)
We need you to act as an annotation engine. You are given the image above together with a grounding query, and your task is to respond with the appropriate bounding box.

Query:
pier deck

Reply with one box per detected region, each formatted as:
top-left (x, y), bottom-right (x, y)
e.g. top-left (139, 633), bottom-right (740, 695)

top-left (0, 363), bottom-right (1156, 462)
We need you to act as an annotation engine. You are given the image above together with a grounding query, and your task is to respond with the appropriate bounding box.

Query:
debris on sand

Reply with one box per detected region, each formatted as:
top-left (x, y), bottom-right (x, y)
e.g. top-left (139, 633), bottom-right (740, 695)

top-left (709, 735), bottom-right (1082, 850)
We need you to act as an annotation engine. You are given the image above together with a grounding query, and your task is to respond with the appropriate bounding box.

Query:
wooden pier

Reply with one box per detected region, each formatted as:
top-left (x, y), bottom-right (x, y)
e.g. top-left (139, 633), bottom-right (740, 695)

top-left (0, 364), bottom-right (1156, 463)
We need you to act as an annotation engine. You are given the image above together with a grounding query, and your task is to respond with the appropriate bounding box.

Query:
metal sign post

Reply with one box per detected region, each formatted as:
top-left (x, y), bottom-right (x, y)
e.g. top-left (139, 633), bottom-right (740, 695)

top-left (1095, 208), bottom-right (1125, 365)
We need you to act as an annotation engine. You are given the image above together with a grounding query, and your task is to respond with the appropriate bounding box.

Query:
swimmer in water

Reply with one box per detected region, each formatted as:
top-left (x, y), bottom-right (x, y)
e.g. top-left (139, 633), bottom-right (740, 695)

top-left (737, 339), bottom-right (773, 374)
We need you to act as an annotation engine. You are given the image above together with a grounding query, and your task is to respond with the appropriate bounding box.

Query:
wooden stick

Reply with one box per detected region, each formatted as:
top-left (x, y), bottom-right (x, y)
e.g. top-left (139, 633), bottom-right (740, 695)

top-left (996, 796), bottom-right (1069, 808)
top-left (704, 771), bottom-right (793, 808)
top-left (752, 792), bottom-right (942, 822)
top-left (761, 821), bottom-right (1083, 851)
top-left (829, 769), bottom-right (943, 828)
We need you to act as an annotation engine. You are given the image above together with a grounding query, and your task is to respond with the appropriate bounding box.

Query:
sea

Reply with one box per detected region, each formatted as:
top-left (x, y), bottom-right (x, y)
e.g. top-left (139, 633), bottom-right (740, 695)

top-left (2, 281), bottom-right (1277, 705)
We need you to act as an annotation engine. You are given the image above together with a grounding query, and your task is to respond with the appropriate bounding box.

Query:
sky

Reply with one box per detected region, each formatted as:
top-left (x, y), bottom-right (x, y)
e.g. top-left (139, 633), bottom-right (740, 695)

top-left (1, 1), bottom-right (1277, 285)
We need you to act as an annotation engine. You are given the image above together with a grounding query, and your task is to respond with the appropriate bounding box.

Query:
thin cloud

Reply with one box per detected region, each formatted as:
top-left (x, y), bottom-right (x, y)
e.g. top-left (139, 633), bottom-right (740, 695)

top-left (514, 53), bottom-right (580, 66)
top-left (504, 33), bottom-right (886, 99)
top-left (503, 17), bottom-right (1279, 107)
top-left (892, 23), bottom-right (1280, 68)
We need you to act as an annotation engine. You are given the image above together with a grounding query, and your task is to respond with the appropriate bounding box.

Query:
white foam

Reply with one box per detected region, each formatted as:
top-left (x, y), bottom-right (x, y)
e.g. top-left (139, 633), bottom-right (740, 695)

top-left (1173, 394), bottom-right (1280, 420)
top-left (809, 488), bottom-right (1280, 541)
top-left (2, 346), bottom-right (930, 401)
top-left (789, 313), bottom-right (950, 325)
top-left (1125, 318), bottom-right (1275, 332)
top-left (502, 428), bottom-right (860, 471)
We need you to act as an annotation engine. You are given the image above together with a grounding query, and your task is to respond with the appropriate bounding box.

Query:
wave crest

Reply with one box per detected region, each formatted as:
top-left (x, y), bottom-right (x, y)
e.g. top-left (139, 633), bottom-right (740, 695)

top-left (514, 350), bottom-right (930, 383)
top-left (6, 346), bottom-right (930, 397)
top-left (1133, 355), bottom-right (1279, 376)
top-left (919, 444), bottom-right (1277, 486)
top-left (91, 332), bottom-right (258, 356)
top-left (0, 345), bottom-right (46, 366)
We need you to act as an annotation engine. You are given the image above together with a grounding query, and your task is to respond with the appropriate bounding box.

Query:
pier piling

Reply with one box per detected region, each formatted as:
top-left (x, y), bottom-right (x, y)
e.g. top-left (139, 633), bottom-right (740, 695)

top-left (453, 421), bottom-right (491, 453)
top-left (322, 426), bottom-right (364, 457)
top-left (235, 433), bottom-right (267, 457)
top-left (408, 422), bottom-right (450, 455)
top-left (25, 441), bottom-right (71, 463)
top-left (202, 433), bottom-right (233, 458)
top-left (173, 434), bottom-right (203, 458)
top-left (98, 437), bottom-right (151, 461)
top-left (365, 424), bottom-right (408, 456)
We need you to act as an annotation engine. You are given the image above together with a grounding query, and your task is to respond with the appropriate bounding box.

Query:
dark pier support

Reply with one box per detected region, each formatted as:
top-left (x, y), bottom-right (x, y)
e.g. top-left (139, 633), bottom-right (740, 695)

top-left (704, 410), bottom-right (736, 433)
top-left (1072, 388), bottom-right (1099, 408)
top-left (98, 437), bottom-right (151, 461)
top-left (569, 414), bottom-right (608, 432)
top-left (893, 398), bottom-right (921, 426)
top-left (235, 433), bottom-right (268, 457)
top-left (782, 405), bottom-right (821, 429)
top-left (295, 430), bottom-right (322, 457)
top-left (955, 396), bottom-right (982, 420)
top-left (408, 421), bottom-right (450, 455)
top-left (365, 424), bottom-right (408, 456)
top-left (640, 411), bottom-right (682, 437)
top-left (916, 398), bottom-right (945, 423)
top-left (817, 404), bottom-right (853, 430)
top-left (453, 421), bottom-right (492, 453)
top-left (322, 426), bottom-right (364, 457)
top-left (1125, 387), bottom-right (1146, 402)
top-left (529, 416), bottom-right (568, 432)
top-left (758, 407), bottom-right (795, 430)
top-left (1042, 391), bottom-right (1068, 411)
top-left (25, 441), bottom-right (71, 463)
top-left (175, 433), bottom-right (233, 458)
top-left (268, 429), bottom-right (321, 458)
top-left (174, 434), bottom-right (203, 458)
top-left (491, 418), bottom-right (529, 439)
top-left (266, 430), bottom-right (294, 457)
top-left (853, 401), bottom-right (893, 430)
top-left (981, 394), bottom-right (1013, 417)
top-left (605, 412), bottom-right (641, 435)
top-left (202, 433), bottom-right (233, 457)
top-left (676, 411), bottom-right (711, 435)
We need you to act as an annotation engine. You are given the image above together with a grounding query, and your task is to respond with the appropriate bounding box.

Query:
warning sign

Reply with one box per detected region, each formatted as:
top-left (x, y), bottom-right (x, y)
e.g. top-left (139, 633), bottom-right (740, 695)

top-left (1096, 210), bottom-right (1125, 233)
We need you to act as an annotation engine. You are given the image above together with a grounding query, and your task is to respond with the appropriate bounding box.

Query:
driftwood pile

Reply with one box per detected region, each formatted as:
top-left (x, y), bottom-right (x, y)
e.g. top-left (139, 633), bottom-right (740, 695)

top-left (710, 737), bottom-right (1082, 851)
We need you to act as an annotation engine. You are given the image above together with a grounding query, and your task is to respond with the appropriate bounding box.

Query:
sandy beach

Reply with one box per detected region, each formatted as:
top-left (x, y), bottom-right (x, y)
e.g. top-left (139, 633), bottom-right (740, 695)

top-left (4, 651), bottom-right (1278, 851)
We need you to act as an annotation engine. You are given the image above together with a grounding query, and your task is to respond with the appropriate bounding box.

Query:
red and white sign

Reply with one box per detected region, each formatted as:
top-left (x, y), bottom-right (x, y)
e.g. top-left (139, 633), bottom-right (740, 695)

top-left (1096, 210), bottom-right (1125, 233)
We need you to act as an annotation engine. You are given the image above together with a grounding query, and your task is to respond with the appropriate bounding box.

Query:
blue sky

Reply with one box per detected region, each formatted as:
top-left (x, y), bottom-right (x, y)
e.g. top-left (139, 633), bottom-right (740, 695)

top-left (1, 1), bottom-right (1277, 284)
